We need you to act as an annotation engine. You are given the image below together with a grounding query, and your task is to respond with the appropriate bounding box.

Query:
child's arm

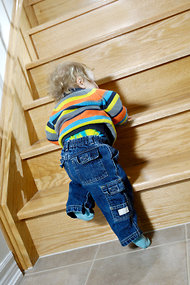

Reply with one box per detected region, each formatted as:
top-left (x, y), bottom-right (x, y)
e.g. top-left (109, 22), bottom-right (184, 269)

top-left (102, 90), bottom-right (128, 126)
top-left (45, 121), bottom-right (59, 145)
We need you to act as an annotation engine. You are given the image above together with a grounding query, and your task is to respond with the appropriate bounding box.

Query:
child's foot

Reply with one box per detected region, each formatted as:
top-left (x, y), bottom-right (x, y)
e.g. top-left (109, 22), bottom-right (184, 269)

top-left (74, 208), bottom-right (94, 221)
top-left (132, 234), bottom-right (151, 249)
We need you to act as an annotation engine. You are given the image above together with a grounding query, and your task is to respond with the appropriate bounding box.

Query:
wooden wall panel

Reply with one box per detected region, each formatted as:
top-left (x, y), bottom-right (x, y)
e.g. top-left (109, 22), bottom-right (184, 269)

top-left (27, 10), bottom-right (190, 99)
top-left (25, 179), bottom-right (190, 256)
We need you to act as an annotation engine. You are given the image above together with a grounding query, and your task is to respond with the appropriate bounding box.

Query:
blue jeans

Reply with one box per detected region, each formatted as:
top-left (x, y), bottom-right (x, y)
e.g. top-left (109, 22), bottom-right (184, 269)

top-left (60, 136), bottom-right (142, 246)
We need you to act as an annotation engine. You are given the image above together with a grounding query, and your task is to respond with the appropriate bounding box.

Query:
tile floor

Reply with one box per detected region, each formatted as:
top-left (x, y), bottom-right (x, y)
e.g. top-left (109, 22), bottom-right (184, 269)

top-left (20, 223), bottom-right (190, 285)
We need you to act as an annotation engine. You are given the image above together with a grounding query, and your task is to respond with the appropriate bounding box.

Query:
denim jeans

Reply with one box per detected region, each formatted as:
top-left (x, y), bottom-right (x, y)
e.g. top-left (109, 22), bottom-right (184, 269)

top-left (60, 136), bottom-right (142, 246)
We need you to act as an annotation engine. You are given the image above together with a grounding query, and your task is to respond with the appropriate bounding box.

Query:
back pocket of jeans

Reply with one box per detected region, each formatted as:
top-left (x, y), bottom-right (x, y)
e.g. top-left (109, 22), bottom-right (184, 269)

top-left (101, 178), bottom-right (131, 222)
top-left (73, 148), bottom-right (108, 184)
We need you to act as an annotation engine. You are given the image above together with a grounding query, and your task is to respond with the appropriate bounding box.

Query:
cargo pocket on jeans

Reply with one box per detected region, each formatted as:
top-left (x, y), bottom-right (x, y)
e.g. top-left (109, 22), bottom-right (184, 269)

top-left (101, 178), bottom-right (131, 222)
top-left (73, 148), bottom-right (108, 184)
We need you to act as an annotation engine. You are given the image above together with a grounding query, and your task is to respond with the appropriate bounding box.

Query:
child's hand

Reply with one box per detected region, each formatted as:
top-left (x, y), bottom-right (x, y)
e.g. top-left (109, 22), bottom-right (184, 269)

top-left (128, 116), bottom-right (133, 122)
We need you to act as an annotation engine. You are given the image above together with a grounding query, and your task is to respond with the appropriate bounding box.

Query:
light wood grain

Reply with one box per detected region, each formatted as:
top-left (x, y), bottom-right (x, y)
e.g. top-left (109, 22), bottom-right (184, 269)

top-left (135, 179), bottom-right (190, 231)
top-left (25, 179), bottom-right (190, 256)
top-left (28, 0), bottom-right (117, 27)
top-left (29, 0), bottom-right (190, 59)
top-left (117, 111), bottom-right (190, 163)
top-left (18, 150), bottom-right (190, 220)
top-left (22, 55), bottom-right (190, 146)
top-left (19, 4), bottom-right (38, 60)
top-left (23, 96), bottom-right (53, 110)
top-left (24, 111), bottom-right (190, 191)
top-left (23, 0), bottom-right (39, 27)
top-left (27, 10), bottom-right (190, 99)
top-left (18, 186), bottom-right (69, 220)
top-left (21, 98), bottom-right (190, 159)
top-left (21, 103), bottom-right (190, 161)
top-left (23, 55), bottom-right (190, 111)
top-left (2, 0), bottom-right (190, 267)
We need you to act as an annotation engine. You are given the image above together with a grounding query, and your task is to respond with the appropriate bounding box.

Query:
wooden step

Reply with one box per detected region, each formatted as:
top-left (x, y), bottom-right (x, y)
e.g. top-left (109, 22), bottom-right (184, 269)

top-left (26, 10), bottom-right (190, 100)
top-left (24, 179), bottom-right (190, 255)
top-left (17, 186), bottom-right (69, 220)
top-left (23, 56), bottom-right (190, 145)
top-left (23, 0), bottom-right (116, 28)
top-left (22, 99), bottom-right (190, 159)
top-left (27, 0), bottom-right (190, 60)
top-left (23, 111), bottom-right (190, 195)
top-left (17, 150), bottom-right (190, 220)
top-left (23, 54), bottom-right (190, 111)
top-left (127, 151), bottom-right (190, 191)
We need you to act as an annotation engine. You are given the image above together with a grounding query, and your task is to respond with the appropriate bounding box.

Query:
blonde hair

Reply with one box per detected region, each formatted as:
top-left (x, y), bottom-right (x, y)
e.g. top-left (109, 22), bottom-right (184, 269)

top-left (49, 62), bottom-right (94, 102)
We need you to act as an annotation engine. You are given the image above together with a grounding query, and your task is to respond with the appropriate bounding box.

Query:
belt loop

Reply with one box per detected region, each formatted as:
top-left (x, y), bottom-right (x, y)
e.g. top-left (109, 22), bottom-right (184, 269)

top-left (89, 136), bottom-right (94, 144)
top-left (65, 141), bottom-right (69, 151)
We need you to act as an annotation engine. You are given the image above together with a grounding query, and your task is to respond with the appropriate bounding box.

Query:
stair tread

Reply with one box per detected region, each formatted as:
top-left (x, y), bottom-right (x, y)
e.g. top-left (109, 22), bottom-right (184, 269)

top-left (21, 97), bottom-right (190, 159)
top-left (17, 151), bottom-right (190, 220)
top-left (25, 0), bottom-right (115, 28)
top-left (23, 86), bottom-right (190, 112)
top-left (27, 0), bottom-right (190, 60)
top-left (127, 151), bottom-right (190, 191)
top-left (17, 186), bottom-right (69, 220)
top-left (26, 10), bottom-right (190, 99)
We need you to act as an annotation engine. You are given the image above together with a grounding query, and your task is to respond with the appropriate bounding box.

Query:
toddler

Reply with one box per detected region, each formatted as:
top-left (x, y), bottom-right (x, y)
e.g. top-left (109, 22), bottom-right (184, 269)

top-left (46, 62), bottom-right (150, 249)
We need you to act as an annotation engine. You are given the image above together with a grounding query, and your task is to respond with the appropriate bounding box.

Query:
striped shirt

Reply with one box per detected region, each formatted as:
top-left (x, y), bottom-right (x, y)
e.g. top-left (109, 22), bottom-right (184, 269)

top-left (46, 88), bottom-right (128, 147)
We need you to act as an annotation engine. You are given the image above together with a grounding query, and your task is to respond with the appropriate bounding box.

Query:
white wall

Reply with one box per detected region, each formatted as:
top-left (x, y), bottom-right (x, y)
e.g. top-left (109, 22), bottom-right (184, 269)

top-left (0, 0), bottom-right (23, 283)
top-left (0, 228), bottom-right (10, 264)
top-left (0, 0), bottom-right (14, 108)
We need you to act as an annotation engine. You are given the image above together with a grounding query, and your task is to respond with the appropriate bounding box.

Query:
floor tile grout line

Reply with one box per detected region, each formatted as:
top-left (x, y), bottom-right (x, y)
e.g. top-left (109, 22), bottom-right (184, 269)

top-left (25, 239), bottom-right (188, 276)
top-left (26, 224), bottom-right (190, 274)
top-left (185, 224), bottom-right (190, 285)
top-left (38, 244), bottom-right (101, 259)
top-left (84, 245), bottom-right (100, 285)
top-left (29, 224), bottom-right (190, 268)
top-left (24, 259), bottom-right (96, 277)
top-left (24, 224), bottom-right (190, 277)
top-left (93, 239), bottom-right (187, 263)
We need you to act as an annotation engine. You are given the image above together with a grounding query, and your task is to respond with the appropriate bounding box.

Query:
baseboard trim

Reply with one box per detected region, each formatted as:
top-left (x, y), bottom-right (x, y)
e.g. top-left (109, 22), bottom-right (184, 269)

top-left (0, 252), bottom-right (23, 285)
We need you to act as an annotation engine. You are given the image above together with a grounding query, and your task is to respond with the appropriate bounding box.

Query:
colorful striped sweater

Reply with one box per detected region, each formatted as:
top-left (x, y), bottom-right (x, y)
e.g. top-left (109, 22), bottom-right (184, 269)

top-left (46, 88), bottom-right (128, 147)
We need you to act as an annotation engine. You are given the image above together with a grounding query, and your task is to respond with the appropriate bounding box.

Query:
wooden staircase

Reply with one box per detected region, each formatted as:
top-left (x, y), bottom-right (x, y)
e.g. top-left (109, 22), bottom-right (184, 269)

top-left (1, 0), bottom-right (190, 270)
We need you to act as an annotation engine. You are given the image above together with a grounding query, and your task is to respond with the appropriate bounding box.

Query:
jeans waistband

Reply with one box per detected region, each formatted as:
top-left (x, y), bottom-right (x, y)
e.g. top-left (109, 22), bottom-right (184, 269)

top-left (62, 136), bottom-right (109, 151)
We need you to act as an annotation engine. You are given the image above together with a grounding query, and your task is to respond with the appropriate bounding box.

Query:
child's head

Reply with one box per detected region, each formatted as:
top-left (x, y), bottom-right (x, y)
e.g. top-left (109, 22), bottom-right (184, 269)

top-left (49, 62), bottom-right (98, 101)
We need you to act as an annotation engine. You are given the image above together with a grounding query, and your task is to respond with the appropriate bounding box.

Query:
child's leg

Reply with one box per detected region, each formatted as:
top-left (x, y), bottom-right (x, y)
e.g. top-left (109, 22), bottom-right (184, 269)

top-left (110, 160), bottom-right (151, 248)
top-left (62, 137), bottom-right (150, 247)
top-left (79, 144), bottom-right (150, 248)
top-left (66, 181), bottom-right (95, 221)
